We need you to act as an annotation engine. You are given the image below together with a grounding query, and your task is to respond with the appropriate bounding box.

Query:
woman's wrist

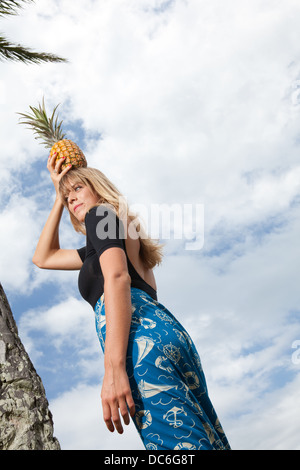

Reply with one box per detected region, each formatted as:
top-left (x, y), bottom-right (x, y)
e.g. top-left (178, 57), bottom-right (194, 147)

top-left (104, 353), bottom-right (126, 370)
top-left (54, 193), bottom-right (64, 206)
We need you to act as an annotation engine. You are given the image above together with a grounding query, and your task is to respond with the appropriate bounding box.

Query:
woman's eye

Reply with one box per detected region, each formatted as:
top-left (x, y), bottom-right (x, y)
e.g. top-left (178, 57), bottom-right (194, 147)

top-left (75, 185), bottom-right (81, 191)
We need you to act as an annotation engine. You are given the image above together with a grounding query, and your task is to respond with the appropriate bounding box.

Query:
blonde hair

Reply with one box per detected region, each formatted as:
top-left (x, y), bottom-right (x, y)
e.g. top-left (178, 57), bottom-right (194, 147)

top-left (59, 167), bottom-right (163, 269)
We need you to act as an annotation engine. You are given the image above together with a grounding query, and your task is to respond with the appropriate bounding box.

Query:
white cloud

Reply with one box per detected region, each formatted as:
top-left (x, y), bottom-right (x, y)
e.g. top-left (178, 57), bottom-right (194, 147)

top-left (0, 194), bottom-right (38, 291)
top-left (19, 296), bottom-right (97, 363)
top-left (227, 372), bottom-right (300, 450)
top-left (49, 383), bottom-right (144, 450)
top-left (1, 0), bottom-right (300, 450)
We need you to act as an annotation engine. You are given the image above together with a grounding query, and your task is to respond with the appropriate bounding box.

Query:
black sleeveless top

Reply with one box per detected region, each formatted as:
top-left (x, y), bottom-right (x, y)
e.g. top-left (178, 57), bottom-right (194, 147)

top-left (77, 205), bottom-right (157, 308)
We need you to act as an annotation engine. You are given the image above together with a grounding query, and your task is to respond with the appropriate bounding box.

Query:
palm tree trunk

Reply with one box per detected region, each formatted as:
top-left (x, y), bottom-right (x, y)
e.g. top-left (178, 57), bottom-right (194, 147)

top-left (0, 283), bottom-right (60, 450)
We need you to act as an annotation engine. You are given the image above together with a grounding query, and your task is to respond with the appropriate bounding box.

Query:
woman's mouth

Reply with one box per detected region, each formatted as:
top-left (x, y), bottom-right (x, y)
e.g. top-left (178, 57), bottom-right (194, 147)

top-left (74, 203), bottom-right (83, 212)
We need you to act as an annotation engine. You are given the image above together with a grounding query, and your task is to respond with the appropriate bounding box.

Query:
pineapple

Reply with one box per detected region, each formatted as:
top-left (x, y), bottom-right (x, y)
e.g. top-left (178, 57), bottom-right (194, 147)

top-left (18, 99), bottom-right (87, 172)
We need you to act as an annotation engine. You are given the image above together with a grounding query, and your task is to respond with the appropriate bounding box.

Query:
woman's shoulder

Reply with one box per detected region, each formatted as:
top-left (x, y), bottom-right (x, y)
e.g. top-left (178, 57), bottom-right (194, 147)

top-left (85, 204), bottom-right (124, 241)
top-left (85, 204), bottom-right (119, 222)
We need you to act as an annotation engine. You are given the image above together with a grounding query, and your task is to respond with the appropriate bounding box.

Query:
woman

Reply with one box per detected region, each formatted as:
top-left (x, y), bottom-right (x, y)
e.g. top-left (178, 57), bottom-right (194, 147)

top-left (33, 153), bottom-right (231, 450)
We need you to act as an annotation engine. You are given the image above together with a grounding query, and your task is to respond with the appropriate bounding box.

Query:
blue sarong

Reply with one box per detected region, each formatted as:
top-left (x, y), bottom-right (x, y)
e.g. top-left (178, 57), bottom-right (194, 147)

top-left (94, 288), bottom-right (231, 450)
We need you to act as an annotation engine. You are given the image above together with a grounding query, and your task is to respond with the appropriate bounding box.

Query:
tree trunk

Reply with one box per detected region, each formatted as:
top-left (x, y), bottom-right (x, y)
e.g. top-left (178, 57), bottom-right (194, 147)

top-left (0, 283), bottom-right (60, 450)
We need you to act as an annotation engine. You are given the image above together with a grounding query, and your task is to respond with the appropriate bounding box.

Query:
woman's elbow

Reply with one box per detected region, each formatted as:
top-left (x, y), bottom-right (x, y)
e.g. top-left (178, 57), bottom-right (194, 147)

top-left (32, 255), bottom-right (45, 269)
top-left (106, 271), bottom-right (131, 286)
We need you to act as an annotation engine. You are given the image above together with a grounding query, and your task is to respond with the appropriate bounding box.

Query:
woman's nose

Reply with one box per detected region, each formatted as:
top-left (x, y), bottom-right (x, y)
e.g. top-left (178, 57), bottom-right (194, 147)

top-left (68, 192), bottom-right (77, 204)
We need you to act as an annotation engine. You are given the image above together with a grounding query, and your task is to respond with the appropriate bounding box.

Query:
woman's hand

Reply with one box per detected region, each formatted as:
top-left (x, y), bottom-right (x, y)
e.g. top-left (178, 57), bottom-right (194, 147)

top-left (101, 363), bottom-right (136, 434)
top-left (47, 152), bottom-right (72, 196)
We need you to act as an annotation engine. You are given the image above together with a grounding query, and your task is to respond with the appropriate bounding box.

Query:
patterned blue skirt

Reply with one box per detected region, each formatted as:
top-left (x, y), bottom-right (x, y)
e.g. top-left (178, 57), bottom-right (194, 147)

top-left (94, 288), bottom-right (230, 450)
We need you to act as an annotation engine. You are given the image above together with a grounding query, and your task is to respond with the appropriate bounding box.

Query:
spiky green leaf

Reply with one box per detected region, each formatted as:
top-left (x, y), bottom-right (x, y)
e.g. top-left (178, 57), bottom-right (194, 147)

top-left (18, 99), bottom-right (66, 148)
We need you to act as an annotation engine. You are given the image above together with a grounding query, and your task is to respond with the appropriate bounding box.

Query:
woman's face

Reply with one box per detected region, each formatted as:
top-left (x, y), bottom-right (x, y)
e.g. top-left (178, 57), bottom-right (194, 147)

top-left (65, 182), bottom-right (99, 222)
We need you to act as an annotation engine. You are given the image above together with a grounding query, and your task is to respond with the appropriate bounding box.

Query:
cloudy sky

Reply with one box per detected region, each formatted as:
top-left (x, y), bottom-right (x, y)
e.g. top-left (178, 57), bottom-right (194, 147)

top-left (1, 0), bottom-right (300, 450)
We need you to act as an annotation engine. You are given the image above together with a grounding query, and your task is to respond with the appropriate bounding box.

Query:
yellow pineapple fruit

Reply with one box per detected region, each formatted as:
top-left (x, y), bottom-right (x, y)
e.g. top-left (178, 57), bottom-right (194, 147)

top-left (18, 99), bottom-right (87, 171)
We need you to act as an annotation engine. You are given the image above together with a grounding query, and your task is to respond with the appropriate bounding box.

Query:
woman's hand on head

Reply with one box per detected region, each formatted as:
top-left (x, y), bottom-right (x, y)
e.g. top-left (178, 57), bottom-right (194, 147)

top-left (47, 152), bottom-right (72, 197)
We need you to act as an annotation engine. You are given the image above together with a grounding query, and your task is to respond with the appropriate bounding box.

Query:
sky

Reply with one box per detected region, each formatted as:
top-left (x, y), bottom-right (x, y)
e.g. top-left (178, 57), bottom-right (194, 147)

top-left (1, 0), bottom-right (300, 450)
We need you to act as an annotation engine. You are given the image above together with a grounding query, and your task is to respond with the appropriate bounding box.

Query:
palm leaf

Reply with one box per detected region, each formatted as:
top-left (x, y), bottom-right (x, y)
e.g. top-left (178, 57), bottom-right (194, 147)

top-left (0, 35), bottom-right (67, 64)
top-left (0, 1), bottom-right (67, 64)
top-left (0, 0), bottom-right (34, 17)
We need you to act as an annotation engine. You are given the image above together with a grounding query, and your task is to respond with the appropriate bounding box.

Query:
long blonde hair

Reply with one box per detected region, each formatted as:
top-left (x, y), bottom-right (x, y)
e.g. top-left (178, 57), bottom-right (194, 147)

top-left (59, 167), bottom-right (163, 269)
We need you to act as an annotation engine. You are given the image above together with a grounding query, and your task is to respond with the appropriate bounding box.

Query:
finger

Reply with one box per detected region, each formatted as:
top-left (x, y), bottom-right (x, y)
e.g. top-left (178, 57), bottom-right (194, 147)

top-left (111, 405), bottom-right (124, 434)
top-left (119, 398), bottom-right (130, 426)
top-left (102, 401), bottom-right (114, 433)
top-left (56, 155), bottom-right (66, 170)
top-left (48, 152), bottom-right (57, 165)
top-left (60, 163), bottom-right (72, 177)
top-left (47, 152), bottom-right (55, 167)
top-left (126, 393), bottom-right (136, 418)
top-left (49, 152), bottom-right (65, 172)
top-left (53, 156), bottom-right (68, 175)
top-left (47, 152), bottom-right (58, 172)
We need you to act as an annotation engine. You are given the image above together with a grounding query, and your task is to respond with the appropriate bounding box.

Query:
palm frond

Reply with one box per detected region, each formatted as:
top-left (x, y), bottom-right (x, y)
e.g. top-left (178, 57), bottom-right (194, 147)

top-left (0, 0), bottom-right (34, 17)
top-left (0, 35), bottom-right (67, 64)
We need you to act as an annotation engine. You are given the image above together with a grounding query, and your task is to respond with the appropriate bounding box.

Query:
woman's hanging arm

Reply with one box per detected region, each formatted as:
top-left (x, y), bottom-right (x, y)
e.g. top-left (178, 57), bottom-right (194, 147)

top-left (99, 247), bottom-right (136, 433)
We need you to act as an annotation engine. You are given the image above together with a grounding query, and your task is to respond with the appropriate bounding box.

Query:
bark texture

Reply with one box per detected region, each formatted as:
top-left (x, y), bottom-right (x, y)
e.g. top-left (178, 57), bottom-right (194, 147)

top-left (0, 283), bottom-right (60, 450)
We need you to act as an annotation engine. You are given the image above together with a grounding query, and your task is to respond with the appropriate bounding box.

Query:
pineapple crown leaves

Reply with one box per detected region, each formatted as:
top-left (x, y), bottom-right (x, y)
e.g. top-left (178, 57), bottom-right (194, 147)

top-left (18, 99), bottom-right (66, 148)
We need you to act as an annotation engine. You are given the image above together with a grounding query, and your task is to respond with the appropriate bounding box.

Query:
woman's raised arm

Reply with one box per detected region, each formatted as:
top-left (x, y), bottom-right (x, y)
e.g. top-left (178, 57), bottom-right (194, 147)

top-left (32, 153), bottom-right (83, 271)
